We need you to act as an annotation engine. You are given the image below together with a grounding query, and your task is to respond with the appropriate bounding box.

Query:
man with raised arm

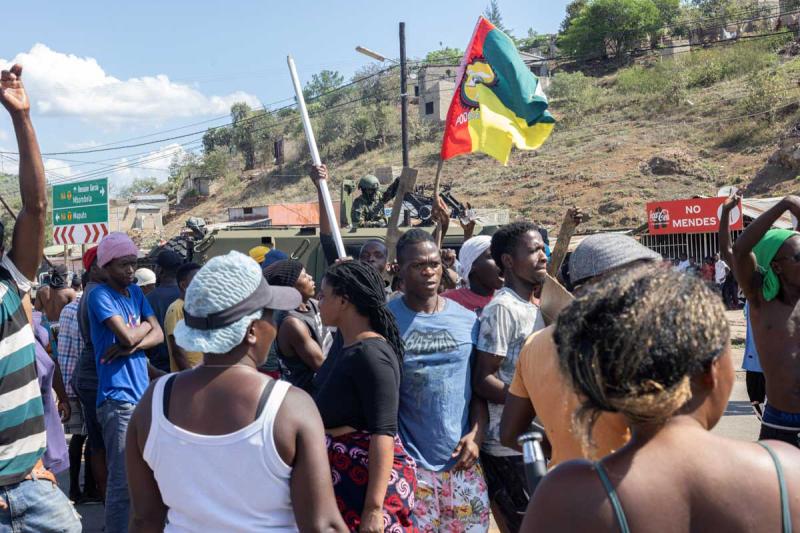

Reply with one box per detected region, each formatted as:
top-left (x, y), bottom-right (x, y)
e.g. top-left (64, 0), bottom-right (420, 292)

top-left (0, 64), bottom-right (80, 531)
top-left (721, 191), bottom-right (800, 446)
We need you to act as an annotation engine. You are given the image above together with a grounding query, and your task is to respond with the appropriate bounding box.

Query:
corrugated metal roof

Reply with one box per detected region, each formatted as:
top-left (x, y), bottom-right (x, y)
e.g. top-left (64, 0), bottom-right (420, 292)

top-left (132, 194), bottom-right (168, 202)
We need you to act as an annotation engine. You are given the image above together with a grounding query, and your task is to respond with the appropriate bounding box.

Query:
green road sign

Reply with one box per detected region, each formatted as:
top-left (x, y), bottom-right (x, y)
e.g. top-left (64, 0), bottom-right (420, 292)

top-left (52, 178), bottom-right (108, 226)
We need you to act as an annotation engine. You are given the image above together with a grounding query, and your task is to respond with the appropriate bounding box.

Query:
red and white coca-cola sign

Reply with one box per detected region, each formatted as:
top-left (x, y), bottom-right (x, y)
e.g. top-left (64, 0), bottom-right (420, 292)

top-left (646, 197), bottom-right (743, 235)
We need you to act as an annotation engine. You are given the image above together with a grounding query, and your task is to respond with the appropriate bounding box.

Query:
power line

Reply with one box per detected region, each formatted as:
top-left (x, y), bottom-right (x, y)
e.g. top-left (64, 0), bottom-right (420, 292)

top-left (413, 6), bottom-right (798, 68)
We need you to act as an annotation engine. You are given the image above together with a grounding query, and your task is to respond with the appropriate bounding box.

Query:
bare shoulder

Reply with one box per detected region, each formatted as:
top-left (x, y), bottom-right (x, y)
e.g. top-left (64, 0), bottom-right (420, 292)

top-left (273, 383), bottom-right (325, 465)
top-left (523, 460), bottom-right (617, 533)
top-left (279, 316), bottom-right (309, 339)
top-left (275, 383), bottom-right (324, 436)
top-left (760, 440), bottom-right (800, 487)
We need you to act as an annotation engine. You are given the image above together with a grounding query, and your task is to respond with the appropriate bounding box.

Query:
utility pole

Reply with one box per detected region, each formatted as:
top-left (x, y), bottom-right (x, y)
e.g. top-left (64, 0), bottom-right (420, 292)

top-left (400, 22), bottom-right (409, 168)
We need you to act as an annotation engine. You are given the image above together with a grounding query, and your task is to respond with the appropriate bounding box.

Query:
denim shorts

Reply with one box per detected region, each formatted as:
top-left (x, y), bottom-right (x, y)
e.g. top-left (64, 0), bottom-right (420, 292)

top-left (0, 477), bottom-right (81, 532)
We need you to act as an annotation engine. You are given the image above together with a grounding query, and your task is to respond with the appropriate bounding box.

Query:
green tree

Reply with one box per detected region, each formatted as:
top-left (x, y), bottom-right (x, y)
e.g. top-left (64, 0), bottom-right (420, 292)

top-left (424, 47), bottom-right (464, 64)
top-left (230, 102), bottom-right (257, 170)
top-left (202, 126), bottom-right (232, 153)
top-left (560, 0), bottom-right (589, 33)
top-left (304, 70), bottom-right (346, 107)
top-left (118, 177), bottom-right (160, 199)
top-left (652, 0), bottom-right (680, 26)
top-left (484, 0), bottom-right (510, 34)
top-left (558, 0), bottom-right (662, 59)
top-left (515, 29), bottom-right (553, 52)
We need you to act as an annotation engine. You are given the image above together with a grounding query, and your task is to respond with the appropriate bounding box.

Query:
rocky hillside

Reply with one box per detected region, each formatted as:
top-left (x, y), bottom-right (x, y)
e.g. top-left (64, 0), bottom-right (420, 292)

top-left (165, 35), bottom-right (800, 237)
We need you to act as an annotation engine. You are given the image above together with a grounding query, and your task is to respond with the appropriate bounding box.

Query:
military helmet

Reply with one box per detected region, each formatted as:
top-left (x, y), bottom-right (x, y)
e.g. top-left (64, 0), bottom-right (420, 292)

top-left (358, 175), bottom-right (380, 191)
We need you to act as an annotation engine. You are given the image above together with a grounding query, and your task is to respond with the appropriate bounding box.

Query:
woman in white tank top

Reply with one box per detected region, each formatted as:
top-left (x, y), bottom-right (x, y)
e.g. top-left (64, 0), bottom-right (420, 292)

top-left (123, 252), bottom-right (347, 532)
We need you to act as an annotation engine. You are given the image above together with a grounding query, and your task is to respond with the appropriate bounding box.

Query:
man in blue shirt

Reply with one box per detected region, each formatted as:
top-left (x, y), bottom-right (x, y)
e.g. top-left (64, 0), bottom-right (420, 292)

top-left (89, 232), bottom-right (163, 533)
top-left (387, 229), bottom-right (489, 532)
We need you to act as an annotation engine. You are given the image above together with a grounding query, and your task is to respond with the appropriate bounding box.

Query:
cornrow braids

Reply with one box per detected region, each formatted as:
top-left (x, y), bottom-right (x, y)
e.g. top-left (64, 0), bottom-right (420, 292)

top-left (324, 261), bottom-right (405, 366)
top-left (553, 265), bottom-right (729, 456)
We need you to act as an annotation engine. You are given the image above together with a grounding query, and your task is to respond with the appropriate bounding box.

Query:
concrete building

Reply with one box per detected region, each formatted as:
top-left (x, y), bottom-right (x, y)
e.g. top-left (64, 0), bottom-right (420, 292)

top-left (131, 194), bottom-right (169, 214)
top-left (177, 175), bottom-right (211, 205)
top-left (418, 65), bottom-right (458, 123)
top-left (131, 204), bottom-right (163, 231)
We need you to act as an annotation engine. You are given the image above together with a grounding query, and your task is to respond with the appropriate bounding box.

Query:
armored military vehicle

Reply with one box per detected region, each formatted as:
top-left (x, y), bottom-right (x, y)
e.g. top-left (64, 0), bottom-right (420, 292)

top-left (191, 223), bottom-right (497, 282)
top-left (147, 181), bottom-right (498, 282)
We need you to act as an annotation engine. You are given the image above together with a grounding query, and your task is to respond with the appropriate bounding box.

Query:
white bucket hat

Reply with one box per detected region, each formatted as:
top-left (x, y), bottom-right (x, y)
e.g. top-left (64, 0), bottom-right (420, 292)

top-left (174, 251), bottom-right (301, 355)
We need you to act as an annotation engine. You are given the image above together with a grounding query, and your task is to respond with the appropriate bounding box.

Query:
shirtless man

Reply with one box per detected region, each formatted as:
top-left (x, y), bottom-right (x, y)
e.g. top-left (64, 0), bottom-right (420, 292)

top-left (36, 264), bottom-right (77, 326)
top-left (721, 192), bottom-right (800, 446)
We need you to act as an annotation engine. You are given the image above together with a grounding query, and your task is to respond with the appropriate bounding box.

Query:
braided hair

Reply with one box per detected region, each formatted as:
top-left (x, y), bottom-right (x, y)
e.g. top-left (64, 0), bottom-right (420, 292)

top-left (554, 265), bottom-right (729, 455)
top-left (324, 261), bottom-right (404, 364)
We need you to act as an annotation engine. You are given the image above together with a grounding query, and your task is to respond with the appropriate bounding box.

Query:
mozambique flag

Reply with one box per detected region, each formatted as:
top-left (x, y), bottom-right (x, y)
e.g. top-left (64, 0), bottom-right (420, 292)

top-left (441, 16), bottom-right (555, 165)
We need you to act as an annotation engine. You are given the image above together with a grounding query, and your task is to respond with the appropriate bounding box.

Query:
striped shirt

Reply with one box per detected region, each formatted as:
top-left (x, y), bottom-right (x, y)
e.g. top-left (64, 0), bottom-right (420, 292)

top-left (56, 299), bottom-right (82, 398)
top-left (0, 265), bottom-right (46, 486)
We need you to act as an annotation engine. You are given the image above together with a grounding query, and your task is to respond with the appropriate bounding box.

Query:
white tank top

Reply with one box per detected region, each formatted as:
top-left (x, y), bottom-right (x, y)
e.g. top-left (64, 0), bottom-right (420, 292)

top-left (144, 376), bottom-right (297, 532)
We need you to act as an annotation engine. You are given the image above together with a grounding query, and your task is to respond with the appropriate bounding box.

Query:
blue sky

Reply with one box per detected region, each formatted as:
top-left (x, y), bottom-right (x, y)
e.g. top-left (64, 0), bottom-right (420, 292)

top-left (0, 0), bottom-right (570, 193)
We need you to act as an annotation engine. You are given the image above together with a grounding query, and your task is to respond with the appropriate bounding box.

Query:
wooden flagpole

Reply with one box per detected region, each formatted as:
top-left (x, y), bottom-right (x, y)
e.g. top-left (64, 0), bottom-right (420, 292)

top-left (432, 159), bottom-right (444, 247)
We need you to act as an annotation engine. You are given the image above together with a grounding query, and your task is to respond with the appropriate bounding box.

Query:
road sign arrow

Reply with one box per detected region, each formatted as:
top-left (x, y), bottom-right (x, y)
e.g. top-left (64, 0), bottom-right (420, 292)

top-left (100, 187), bottom-right (105, 196)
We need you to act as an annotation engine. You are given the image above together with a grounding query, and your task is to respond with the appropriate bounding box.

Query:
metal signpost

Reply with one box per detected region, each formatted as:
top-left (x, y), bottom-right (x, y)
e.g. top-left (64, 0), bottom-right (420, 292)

top-left (52, 177), bottom-right (110, 245)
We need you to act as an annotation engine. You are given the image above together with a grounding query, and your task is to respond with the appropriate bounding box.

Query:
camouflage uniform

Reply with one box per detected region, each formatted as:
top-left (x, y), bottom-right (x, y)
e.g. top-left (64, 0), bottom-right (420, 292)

top-left (351, 193), bottom-right (388, 228)
top-left (350, 175), bottom-right (399, 228)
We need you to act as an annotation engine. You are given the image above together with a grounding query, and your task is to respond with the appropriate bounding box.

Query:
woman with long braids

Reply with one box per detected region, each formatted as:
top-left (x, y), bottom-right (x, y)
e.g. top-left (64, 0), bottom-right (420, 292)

top-left (313, 260), bottom-right (418, 532)
top-left (523, 266), bottom-right (800, 533)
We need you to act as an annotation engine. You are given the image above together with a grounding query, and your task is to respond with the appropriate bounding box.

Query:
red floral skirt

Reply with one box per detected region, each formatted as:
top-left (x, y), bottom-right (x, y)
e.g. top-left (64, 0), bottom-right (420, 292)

top-left (326, 431), bottom-right (418, 532)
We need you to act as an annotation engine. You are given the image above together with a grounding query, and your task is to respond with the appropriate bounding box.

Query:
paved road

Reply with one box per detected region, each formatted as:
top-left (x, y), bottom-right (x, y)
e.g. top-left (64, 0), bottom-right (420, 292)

top-left (68, 311), bottom-right (760, 531)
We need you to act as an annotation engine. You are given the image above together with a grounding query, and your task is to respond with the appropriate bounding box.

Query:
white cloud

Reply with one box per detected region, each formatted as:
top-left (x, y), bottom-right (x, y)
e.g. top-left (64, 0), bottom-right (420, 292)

top-left (108, 143), bottom-right (187, 196)
top-left (1, 44), bottom-right (260, 123)
top-left (0, 129), bottom-right (7, 141)
top-left (44, 158), bottom-right (74, 179)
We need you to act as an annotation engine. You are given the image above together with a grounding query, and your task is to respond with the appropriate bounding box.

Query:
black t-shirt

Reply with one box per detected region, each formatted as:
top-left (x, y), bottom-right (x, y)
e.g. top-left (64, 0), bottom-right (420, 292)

top-left (313, 336), bottom-right (400, 436)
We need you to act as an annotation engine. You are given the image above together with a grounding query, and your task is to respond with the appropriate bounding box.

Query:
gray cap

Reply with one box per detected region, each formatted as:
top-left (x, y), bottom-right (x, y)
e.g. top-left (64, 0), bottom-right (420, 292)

top-left (569, 233), bottom-right (661, 284)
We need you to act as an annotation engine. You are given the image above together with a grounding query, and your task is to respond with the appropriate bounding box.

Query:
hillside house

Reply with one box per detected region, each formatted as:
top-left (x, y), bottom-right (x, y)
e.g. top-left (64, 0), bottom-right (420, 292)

top-left (131, 194), bottom-right (169, 214)
top-left (177, 175), bottom-right (211, 205)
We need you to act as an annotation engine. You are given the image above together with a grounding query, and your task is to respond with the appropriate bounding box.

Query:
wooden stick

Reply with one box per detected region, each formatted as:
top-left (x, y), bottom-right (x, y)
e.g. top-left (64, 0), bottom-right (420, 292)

top-left (0, 192), bottom-right (17, 220)
top-left (547, 207), bottom-right (580, 277)
top-left (384, 167), bottom-right (418, 281)
top-left (432, 159), bottom-right (444, 248)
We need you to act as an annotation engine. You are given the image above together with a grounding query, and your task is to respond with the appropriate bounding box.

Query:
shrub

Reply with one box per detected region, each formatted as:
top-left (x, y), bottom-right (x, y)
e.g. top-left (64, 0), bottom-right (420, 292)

top-left (615, 62), bottom-right (678, 95)
top-left (736, 71), bottom-right (790, 123)
top-left (548, 72), bottom-right (604, 122)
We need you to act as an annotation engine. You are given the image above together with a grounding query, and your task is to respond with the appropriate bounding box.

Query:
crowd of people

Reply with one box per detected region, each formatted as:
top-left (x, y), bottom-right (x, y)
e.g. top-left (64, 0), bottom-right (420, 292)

top-left (2, 62), bottom-right (800, 533)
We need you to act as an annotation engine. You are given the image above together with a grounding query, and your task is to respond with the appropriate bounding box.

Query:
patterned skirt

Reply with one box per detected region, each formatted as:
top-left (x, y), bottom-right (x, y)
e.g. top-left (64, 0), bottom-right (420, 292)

top-left (326, 431), bottom-right (419, 532)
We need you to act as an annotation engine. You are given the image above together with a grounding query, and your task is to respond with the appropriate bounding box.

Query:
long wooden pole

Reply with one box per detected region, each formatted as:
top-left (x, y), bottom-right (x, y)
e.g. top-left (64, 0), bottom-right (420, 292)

top-left (384, 167), bottom-right (418, 281)
top-left (287, 55), bottom-right (346, 259)
top-left (432, 159), bottom-right (444, 247)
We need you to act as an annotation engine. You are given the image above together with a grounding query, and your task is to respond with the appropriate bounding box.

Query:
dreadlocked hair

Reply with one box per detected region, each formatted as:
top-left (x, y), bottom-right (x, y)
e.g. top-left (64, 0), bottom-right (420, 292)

top-left (553, 265), bottom-right (729, 457)
top-left (324, 261), bottom-right (405, 364)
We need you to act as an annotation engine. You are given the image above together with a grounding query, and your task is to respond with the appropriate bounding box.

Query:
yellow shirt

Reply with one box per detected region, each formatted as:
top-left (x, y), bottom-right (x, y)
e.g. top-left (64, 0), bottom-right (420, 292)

top-left (509, 325), bottom-right (631, 468)
top-left (164, 298), bottom-right (203, 372)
